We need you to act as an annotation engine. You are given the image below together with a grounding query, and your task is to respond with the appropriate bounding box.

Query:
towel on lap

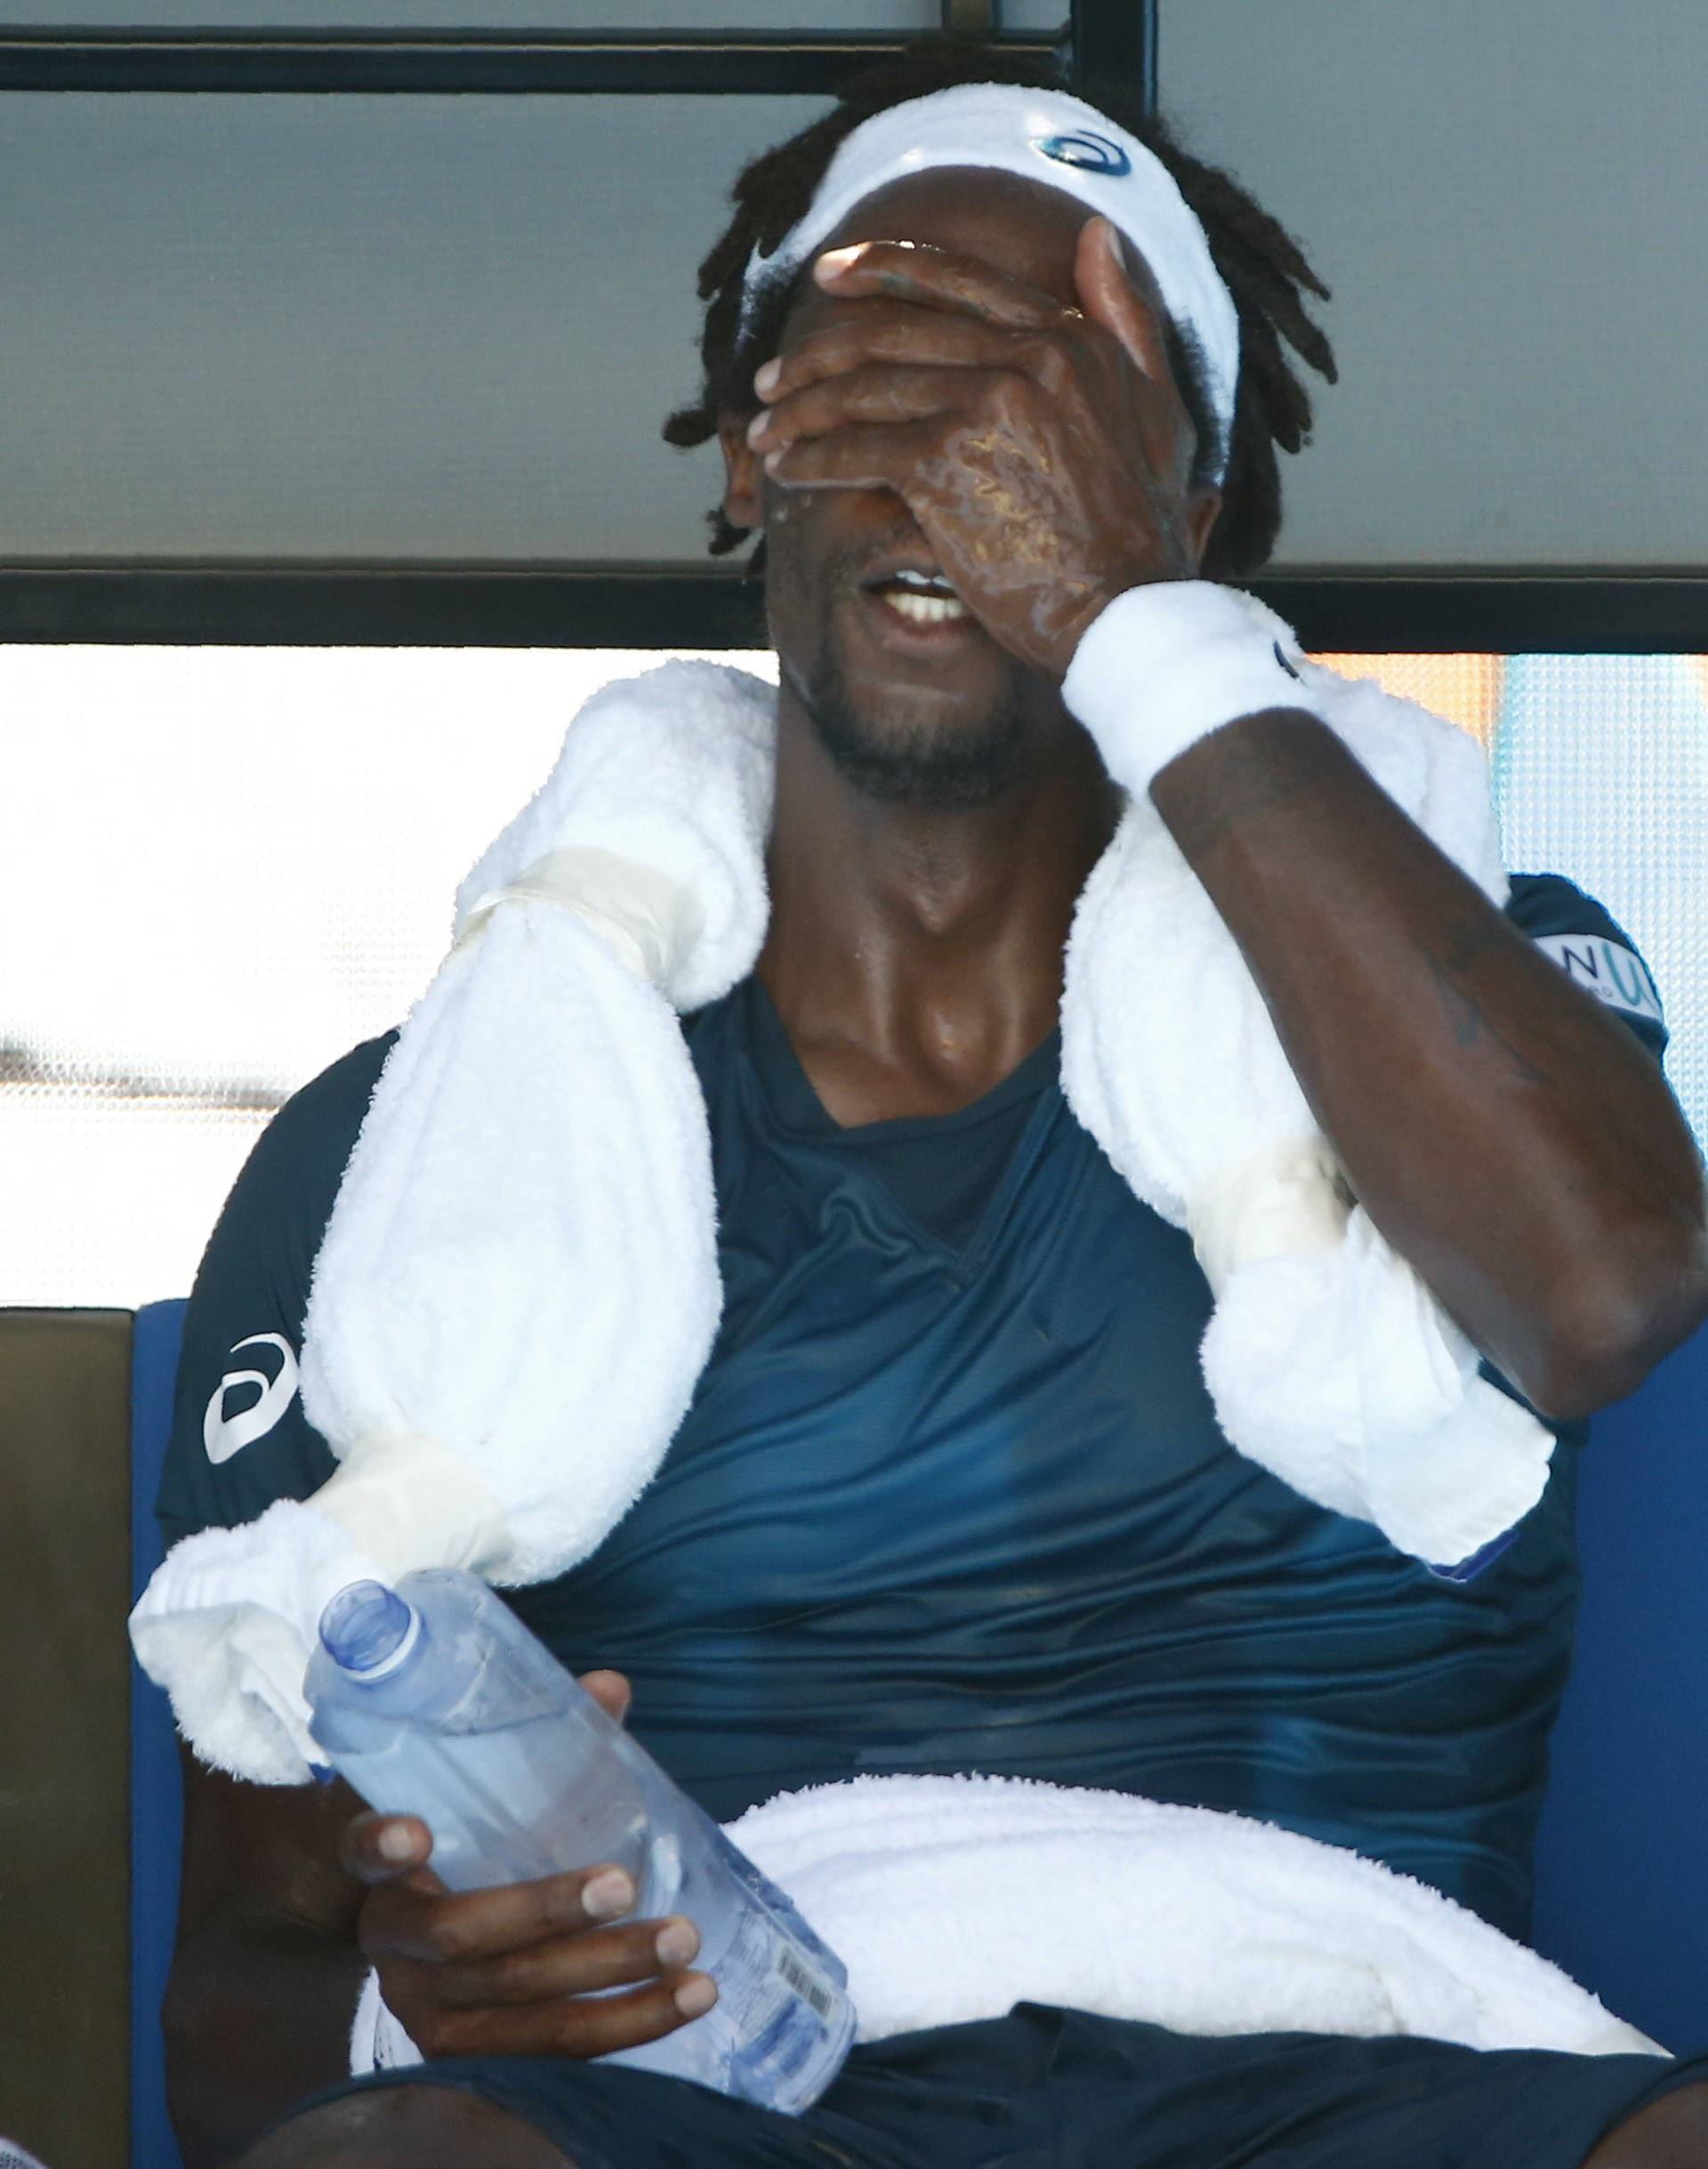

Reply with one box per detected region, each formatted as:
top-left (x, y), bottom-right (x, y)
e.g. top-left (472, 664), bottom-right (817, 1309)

top-left (350, 1772), bottom-right (1668, 2072)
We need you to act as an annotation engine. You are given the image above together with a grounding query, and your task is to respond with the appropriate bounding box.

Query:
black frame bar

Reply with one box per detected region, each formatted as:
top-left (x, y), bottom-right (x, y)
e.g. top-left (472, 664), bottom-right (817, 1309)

top-left (0, 28), bottom-right (1054, 96)
top-left (0, 564), bottom-right (1700, 654)
top-left (1068, 0), bottom-right (1156, 109)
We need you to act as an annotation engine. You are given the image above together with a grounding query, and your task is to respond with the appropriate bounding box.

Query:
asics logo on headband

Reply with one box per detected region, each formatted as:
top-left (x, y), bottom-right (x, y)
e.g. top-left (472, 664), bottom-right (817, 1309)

top-left (1034, 130), bottom-right (1132, 177)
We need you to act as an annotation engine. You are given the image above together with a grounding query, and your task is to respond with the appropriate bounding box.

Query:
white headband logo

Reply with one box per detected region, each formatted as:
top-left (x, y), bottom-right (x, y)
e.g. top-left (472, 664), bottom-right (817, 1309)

top-left (1034, 130), bottom-right (1132, 177)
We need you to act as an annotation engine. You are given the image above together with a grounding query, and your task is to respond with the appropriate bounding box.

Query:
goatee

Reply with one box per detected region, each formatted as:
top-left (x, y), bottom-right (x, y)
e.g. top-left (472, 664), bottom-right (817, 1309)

top-left (791, 627), bottom-right (1034, 814)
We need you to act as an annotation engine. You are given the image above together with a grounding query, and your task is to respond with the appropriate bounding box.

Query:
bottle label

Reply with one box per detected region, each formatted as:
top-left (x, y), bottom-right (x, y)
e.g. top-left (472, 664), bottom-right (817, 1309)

top-left (718, 1907), bottom-right (841, 2042)
top-left (774, 1943), bottom-right (837, 2021)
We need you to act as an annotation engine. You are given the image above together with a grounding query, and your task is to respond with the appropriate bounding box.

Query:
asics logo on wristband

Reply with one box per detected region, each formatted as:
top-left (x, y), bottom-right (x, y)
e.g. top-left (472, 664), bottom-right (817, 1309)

top-left (204, 1332), bottom-right (300, 1463)
top-left (1034, 130), bottom-right (1132, 177)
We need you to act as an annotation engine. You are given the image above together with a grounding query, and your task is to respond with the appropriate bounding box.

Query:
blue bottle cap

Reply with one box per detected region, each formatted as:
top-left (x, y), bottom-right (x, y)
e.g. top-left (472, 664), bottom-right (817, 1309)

top-left (318, 1580), bottom-right (422, 1678)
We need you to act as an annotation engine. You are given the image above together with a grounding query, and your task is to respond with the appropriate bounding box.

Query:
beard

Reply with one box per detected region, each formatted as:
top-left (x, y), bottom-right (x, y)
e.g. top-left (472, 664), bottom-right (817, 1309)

top-left (788, 619), bottom-right (1036, 815)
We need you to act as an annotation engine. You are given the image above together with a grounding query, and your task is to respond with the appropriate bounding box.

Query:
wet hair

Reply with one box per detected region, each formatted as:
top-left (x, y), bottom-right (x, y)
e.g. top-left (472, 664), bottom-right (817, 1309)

top-left (661, 33), bottom-right (1336, 584)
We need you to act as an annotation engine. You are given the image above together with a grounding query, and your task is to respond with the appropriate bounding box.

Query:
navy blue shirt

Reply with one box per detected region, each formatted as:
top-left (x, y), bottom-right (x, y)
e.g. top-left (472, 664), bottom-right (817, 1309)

top-left (157, 872), bottom-right (1673, 1940)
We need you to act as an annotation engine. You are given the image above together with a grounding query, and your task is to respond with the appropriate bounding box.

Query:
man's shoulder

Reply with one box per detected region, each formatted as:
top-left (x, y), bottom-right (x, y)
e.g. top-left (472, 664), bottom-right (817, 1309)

top-left (1503, 868), bottom-right (1632, 941)
top-left (260, 1030), bottom-right (398, 1167)
top-left (156, 1032), bottom-right (400, 1544)
top-left (210, 1029), bottom-right (398, 1238)
top-left (1502, 871), bottom-right (1668, 1056)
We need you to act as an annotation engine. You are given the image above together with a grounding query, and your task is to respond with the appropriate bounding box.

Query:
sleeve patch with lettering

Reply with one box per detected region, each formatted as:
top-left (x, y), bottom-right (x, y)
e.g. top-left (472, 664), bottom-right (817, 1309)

top-left (1529, 931), bottom-right (1664, 1028)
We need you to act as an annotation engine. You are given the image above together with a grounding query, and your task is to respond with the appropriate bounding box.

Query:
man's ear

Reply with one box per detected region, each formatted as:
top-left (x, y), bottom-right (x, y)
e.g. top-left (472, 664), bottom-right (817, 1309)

top-left (717, 414), bottom-right (764, 534)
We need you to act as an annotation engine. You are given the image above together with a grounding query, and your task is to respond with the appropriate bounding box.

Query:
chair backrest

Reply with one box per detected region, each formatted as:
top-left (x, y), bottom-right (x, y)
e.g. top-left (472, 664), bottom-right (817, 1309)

top-left (1530, 1319), bottom-right (1708, 2051)
top-left (0, 1308), bottom-right (133, 2169)
top-left (123, 1298), bottom-right (1708, 2152)
top-left (130, 1298), bottom-right (189, 2169)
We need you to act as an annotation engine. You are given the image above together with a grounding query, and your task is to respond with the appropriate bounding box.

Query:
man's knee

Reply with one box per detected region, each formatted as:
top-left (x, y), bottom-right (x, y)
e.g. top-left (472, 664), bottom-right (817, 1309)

top-left (1582, 2078), bottom-right (1708, 2169)
top-left (233, 2082), bottom-right (577, 2169)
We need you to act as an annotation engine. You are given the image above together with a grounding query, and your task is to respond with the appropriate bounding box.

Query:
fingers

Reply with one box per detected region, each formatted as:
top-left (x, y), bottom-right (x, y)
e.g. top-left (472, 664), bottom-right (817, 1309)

top-left (417, 1971), bottom-right (719, 2062)
top-left (757, 308), bottom-right (1037, 407)
top-left (350, 1821), bottom-right (724, 2064)
top-left (414, 1913), bottom-right (701, 2010)
top-left (340, 1812), bottom-right (444, 1891)
top-left (813, 238), bottom-right (1066, 327)
top-left (751, 361), bottom-right (1011, 458)
top-left (776, 229), bottom-right (1177, 425)
top-left (759, 415), bottom-right (946, 496)
top-left (358, 1860), bottom-right (643, 1964)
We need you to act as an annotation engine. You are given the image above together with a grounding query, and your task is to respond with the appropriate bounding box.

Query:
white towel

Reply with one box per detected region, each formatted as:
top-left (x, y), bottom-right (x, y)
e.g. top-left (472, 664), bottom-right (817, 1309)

top-left (1059, 625), bottom-right (1556, 1565)
top-left (350, 1772), bottom-right (1668, 2074)
top-left (132, 660), bottom-right (774, 1781)
top-left (132, 603), bottom-right (1557, 1786)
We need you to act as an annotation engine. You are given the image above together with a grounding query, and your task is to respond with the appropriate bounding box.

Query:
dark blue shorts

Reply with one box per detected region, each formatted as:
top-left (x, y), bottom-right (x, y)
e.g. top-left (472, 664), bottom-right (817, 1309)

top-left (285, 2004), bottom-right (1707, 2167)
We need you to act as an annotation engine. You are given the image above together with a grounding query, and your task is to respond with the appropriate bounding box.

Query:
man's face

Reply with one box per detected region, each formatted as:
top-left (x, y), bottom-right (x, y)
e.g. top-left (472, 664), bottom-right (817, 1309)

top-left (719, 166), bottom-right (1209, 814)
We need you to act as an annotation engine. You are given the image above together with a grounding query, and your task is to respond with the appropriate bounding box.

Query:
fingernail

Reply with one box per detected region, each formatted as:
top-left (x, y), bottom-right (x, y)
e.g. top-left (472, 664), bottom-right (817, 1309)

top-left (753, 358), bottom-right (781, 396)
top-left (655, 1917), bottom-right (699, 1969)
top-left (377, 1823), bottom-right (417, 1863)
top-left (674, 1973), bottom-right (718, 2017)
top-left (816, 245), bottom-right (861, 278)
top-left (583, 1868), bottom-right (634, 1920)
top-left (745, 411), bottom-right (769, 446)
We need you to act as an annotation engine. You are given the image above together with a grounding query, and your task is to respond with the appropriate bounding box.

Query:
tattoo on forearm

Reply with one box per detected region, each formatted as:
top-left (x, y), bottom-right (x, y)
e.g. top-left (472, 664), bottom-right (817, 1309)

top-left (1426, 912), bottom-right (1551, 1084)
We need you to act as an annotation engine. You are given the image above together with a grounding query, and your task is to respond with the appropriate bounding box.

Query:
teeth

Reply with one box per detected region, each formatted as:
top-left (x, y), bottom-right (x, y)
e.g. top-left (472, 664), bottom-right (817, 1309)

top-left (886, 593), bottom-right (968, 624)
top-left (891, 568), bottom-right (952, 592)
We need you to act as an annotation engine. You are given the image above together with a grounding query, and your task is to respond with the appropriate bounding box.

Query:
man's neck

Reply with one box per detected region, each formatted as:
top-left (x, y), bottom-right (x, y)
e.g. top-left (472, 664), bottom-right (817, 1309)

top-left (757, 693), bottom-right (1120, 1126)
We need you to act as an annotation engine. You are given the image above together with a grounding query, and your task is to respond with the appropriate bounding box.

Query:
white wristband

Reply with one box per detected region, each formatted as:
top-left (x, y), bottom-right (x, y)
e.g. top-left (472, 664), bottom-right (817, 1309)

top-left (1060, 581), bottom-right (1323, 796)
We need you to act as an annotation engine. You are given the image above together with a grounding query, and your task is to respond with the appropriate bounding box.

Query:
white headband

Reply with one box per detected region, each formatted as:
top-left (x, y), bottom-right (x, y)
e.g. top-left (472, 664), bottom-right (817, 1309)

top-left (738, 82), bottom-right (1241, 482)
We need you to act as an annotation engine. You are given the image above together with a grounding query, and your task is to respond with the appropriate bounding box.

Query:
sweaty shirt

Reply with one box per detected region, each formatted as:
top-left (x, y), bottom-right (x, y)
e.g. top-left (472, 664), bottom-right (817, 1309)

top-left (157, 871), bottom-right (1673, 1940)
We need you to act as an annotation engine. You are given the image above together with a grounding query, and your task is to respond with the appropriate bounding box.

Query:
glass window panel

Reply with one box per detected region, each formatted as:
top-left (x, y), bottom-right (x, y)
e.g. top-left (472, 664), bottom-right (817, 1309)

top-left (0, 642), bottom-right (777, 1306)
top-left (0, 92), bottom-right (824, 562)
top-left (1160, 0), bottom-right (1708, 568)
top-left (2, 646), bottom-right (1700, 1309)
top-left (1492, 657), bottom-right (1707, 1151)
top-left (1317, 653), bottom-right (1704, 1150)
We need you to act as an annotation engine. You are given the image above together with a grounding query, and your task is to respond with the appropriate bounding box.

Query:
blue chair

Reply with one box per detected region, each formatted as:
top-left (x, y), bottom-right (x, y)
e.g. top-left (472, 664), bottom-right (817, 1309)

top-left (126, 1302), bottom-right (1706, 2166)
top-left (1531, 1323), bottom-right (1708, 2049)
top-left (131, 1298), bottom-right (189, 2169)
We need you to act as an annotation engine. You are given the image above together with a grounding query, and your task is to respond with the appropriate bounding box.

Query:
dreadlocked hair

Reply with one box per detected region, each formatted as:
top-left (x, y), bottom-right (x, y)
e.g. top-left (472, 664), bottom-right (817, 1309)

top-left (661, 32), bottom-right (1336, 585)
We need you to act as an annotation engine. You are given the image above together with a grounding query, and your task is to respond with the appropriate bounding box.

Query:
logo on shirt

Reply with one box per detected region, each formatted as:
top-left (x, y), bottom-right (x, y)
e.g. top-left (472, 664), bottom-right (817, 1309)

top-left (1034, 130), bottom-right (1132, 177)
top-left (1530, 933), bottom-right (1664, 1027)
top-left (204, 1333), bottom-right (300, 1464)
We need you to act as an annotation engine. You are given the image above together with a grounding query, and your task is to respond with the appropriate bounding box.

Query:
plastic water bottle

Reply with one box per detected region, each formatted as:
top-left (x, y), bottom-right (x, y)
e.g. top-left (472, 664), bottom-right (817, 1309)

top-left (303, 1567), bottom-right (856, 2114)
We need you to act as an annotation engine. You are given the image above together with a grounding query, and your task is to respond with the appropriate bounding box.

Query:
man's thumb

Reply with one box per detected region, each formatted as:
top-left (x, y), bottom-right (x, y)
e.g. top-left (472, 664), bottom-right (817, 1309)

top-left (1076, 216), bottom-right (1165, 383)
top-left (579, 1668), bottom-right (633, 1727)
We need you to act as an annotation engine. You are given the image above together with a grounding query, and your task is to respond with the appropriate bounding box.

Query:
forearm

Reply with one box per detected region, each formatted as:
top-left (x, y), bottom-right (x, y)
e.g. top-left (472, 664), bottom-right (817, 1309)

top-left (164, 1914), bottom-right (367, 2168)
top-left (1148, 705), bottom-right (1708, 1415)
